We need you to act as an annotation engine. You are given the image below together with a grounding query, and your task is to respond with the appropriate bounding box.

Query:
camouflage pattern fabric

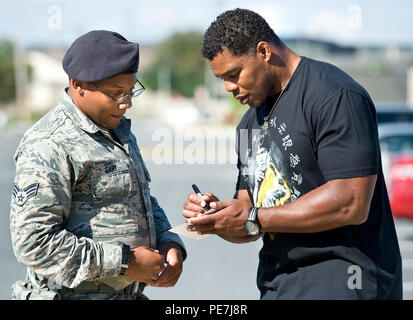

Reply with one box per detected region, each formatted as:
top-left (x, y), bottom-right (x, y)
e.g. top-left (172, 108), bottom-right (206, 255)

top-left (10, 89), bottom-right (185, 300)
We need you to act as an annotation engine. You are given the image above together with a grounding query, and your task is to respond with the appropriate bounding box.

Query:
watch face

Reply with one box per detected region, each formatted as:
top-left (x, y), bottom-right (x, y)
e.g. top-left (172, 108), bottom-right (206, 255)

top-left (244, 220), bottom-right (260, 235)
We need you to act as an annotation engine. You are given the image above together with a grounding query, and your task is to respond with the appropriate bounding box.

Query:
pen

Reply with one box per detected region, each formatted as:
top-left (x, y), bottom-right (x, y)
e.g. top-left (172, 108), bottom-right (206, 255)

top-left (192, 184), bottom-right (211, 211)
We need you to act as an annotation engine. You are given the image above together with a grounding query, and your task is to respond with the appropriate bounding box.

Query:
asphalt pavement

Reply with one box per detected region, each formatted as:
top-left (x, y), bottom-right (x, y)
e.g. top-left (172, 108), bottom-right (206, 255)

top-left (1, 118), bottom-right (413, 300)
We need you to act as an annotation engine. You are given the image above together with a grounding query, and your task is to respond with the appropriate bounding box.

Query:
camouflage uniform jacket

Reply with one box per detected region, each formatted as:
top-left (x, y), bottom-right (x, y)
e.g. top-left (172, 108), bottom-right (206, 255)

top-left (10, 89), bottom-right (185, 299)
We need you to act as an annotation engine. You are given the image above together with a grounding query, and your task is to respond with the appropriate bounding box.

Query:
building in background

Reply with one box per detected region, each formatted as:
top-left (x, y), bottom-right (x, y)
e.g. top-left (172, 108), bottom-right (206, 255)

top-left (26, 49), bottom-right (67, 113)
top-left (284, 38), bottom-right (413, 104)
top-left (3, 37), bottom-right (413, 126)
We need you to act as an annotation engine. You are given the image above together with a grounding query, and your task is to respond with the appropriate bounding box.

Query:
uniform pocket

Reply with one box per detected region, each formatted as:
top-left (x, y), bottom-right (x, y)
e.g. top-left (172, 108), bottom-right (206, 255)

top-left (91, 161), bottom-right (138, 199)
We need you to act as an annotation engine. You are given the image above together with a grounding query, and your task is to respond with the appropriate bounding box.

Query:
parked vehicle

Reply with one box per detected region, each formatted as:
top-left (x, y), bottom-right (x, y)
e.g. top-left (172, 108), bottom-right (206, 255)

top-left (375, 102), bottom-right (413, 124)
top-left (379, 122), bottom-right (413, 219)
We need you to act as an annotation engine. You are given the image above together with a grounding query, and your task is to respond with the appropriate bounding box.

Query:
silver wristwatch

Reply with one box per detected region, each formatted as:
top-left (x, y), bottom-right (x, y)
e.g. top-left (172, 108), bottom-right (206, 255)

top-left (243, 206), bottom-right (261, 236)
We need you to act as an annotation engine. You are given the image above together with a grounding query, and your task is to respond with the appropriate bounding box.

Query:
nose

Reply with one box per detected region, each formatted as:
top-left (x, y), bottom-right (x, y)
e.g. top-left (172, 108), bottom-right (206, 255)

top-left (224, 80), bottom-right (238, 93)
top-left (118, 96), bottom-right (132, 110)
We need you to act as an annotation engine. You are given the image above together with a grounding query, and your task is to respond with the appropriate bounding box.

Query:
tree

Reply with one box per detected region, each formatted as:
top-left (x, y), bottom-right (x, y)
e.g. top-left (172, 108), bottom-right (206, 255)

top-left (141, 31), bottom-right (205, 97)
top-left (0, 40), bottom-right (16, 104)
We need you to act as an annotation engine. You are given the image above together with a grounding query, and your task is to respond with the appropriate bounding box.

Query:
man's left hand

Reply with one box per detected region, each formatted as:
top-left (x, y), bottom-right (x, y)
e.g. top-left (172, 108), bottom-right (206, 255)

top-left (149, 242), bottom-right (183, 287)
top-left (187, 199), bottom-right (252, 240)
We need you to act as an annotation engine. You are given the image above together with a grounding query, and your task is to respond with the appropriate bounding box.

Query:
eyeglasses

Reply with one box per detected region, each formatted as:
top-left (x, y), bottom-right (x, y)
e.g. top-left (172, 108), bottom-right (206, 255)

top-left (91, 78), bottom-right (145, 104)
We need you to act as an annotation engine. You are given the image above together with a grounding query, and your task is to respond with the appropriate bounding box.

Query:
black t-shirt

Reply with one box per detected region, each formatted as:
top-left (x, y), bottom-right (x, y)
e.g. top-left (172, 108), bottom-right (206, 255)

top-left (235, 56), bottom-right (402, 299)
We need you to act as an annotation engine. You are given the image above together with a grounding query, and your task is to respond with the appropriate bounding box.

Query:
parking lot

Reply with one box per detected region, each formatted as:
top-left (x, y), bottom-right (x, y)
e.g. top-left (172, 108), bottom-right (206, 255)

top-left (1, 119), bottom-right (413, 299)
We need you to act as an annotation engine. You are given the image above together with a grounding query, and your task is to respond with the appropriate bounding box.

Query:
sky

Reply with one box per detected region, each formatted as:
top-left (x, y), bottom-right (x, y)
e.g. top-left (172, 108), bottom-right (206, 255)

top-left (0, 0), bottom-right (412, 49)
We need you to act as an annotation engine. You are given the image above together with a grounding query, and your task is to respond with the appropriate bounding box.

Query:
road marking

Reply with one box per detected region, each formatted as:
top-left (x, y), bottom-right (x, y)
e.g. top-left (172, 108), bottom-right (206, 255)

top-left (404, 282), bottom-right (413, 292)
top-left (399, 240), bottom-right (413, 251)
top-left (403, 259), bottom-right (413, 269)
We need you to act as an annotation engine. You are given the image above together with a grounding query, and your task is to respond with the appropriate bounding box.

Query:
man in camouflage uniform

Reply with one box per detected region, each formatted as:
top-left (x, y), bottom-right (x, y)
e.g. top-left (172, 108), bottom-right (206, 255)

top-left (10, 30), bottom-right (186, 300)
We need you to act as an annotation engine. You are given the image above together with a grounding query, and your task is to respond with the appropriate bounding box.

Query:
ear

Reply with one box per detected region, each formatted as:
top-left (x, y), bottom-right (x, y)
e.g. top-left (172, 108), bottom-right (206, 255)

top-left (70, 78), bottom-right (85, 96)
top-left (256, 41), bottom-right (272, 62)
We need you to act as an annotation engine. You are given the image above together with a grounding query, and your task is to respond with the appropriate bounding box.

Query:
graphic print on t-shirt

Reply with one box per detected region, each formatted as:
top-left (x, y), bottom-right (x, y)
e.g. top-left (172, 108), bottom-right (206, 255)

top-left (253, 144), bottom-right (291, 208)
top-left (256, 160), bottom-right (290, 207)
top-left (248, 126), bottom-right (302, 211)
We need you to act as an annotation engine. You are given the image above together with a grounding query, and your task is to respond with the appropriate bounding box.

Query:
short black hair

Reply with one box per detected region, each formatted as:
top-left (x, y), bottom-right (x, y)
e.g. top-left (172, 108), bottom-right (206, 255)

top-left (202, 8), bottom-right (282, 60)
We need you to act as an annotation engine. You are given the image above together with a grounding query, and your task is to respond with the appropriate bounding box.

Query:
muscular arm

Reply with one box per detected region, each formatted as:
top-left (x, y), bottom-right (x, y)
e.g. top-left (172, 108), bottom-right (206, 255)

top-left (258, 175), bottom-right (377, 233)
top-left (187, 175), bottom-right (377, 238)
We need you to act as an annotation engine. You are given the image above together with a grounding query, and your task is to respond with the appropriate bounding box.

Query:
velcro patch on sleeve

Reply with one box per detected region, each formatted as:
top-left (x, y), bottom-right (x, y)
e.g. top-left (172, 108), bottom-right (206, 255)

top-left (13, 183), bottom-right (39, 206)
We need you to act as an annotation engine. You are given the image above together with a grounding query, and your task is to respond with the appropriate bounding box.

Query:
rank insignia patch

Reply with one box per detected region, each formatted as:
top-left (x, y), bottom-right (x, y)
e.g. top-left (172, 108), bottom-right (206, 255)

top-left (13, 183), bottom-right (39, 206)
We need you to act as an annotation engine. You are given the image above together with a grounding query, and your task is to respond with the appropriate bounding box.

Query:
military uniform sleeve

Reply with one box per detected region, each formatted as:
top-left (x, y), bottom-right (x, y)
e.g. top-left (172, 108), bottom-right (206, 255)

top-left (132, 134), bottom-right (187, 259)
top-left (10, 139), bottom-right (123, 288)
top-left (151, 196), bottom-right (187, 260)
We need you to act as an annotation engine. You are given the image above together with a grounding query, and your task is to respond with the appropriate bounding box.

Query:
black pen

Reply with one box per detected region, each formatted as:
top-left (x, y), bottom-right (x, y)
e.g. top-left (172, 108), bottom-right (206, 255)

top-left (192, 184), bottom-right (211, 211)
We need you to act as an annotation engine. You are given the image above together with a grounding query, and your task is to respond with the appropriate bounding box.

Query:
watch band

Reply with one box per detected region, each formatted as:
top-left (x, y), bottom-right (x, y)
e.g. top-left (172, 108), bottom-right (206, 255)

top-left (243, 206), bottom-right (261, 236)
top-left (247, 206), bottom-right (259, 221)
top-left (247, 206), bottom-right (262, 235)
top-left (120, 244), bottom-right (130, 275)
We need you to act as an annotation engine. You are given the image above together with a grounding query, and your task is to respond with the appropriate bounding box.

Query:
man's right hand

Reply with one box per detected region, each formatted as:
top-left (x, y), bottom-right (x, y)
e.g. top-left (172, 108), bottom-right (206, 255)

top-left (124, 246), bottom-right (165, 284)
top-left (182, 192), bottom-right (219, 221)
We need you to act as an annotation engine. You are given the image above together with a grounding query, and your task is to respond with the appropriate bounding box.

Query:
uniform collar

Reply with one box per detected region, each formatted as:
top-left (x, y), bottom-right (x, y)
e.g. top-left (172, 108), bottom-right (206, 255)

top-left (60, 89), bottom-right (100, 134)
top-left (59, 89), bottom-right (131, 139)
top-left (113, 118), bottom-right (131, 144)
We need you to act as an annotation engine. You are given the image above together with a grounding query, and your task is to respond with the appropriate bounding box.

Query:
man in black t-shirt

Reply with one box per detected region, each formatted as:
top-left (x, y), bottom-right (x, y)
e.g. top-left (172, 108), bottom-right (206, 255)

top-left (182, 8), bottom-right (402, 299)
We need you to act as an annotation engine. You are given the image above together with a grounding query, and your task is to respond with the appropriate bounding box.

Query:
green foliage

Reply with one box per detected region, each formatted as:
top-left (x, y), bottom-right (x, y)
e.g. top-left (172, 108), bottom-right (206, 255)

top-left (141, 31), bottom-right (205, 97)
top-left (0, 40), bottom-right (16, 103)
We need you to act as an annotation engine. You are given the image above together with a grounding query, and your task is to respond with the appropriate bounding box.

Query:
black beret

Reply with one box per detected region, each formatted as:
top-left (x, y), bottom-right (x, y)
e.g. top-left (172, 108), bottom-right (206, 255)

top-left (62, 30), bottom-right (139, 82)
